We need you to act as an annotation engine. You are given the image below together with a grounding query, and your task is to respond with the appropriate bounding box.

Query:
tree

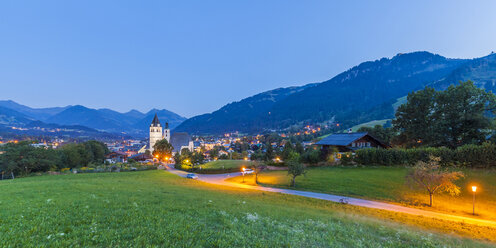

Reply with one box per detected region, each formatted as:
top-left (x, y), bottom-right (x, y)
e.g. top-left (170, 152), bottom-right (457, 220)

top-left (0, 142), bottom-right (60, 175)
top-left (294, 142), bottom-right (304, 154)
top-left (153, 139), bottom-right (174, 159)
top-left (301, 148), bottom-right (321, 164)
top-left (357, 125), bottom-right (396, 145)
top-left (406, 156), bottom-right (464, 207)
top-left (393, 87), bottom-right (437, 146)
top-left (394, 81), bottom-right (496, 148)
top-left (249, 160), bottom-right (265, 184)
top-left (264, 143), bottom-right (274, 161)
top-left (84, 140), bottom-right (109, 163)
top-left (192, 151), bottom-right (205, 165)
top-left (287, 160), bottom-right (305, 187)
top-left (281, 141), bottom-right (294, 161)
top-left (434, 81), bottom-right (496, 148)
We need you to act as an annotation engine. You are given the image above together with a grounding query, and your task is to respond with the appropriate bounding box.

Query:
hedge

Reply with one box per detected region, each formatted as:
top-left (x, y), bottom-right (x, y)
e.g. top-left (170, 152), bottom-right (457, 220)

top-left (354, 142), bottom-right (496, 168)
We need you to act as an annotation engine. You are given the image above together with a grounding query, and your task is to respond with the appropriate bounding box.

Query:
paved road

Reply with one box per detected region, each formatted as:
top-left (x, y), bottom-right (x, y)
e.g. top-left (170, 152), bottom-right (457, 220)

top-left (163, 165), bottom-right (496, 228)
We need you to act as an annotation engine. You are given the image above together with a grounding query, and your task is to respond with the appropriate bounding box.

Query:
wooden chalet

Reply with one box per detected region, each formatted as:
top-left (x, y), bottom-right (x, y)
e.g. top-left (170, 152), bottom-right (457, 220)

top-left (316, 132), bottom-right (388, 153)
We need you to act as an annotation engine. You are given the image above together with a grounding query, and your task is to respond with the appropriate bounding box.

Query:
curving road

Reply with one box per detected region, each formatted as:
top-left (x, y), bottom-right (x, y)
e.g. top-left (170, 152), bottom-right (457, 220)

top-left (163, 165), bottom-right (496, 228)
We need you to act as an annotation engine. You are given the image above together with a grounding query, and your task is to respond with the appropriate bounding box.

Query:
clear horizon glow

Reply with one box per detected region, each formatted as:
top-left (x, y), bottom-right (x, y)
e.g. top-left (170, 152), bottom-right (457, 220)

top-left (1, 0), bottom-right (496, 117)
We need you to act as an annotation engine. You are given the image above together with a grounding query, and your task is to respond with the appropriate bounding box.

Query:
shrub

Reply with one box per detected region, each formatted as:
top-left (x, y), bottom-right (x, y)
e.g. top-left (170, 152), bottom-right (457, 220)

top-left (354, 143), bottom-right (496, 167)
top-left (339, 152), bottom-right (354, 165)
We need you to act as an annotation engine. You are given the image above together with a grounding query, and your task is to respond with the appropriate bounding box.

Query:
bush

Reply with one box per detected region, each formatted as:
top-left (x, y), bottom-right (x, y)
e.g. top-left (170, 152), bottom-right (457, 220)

top-left (339, 152), bottom-right (354, 165)
top-left (354, 142), bottom-right (496, 167)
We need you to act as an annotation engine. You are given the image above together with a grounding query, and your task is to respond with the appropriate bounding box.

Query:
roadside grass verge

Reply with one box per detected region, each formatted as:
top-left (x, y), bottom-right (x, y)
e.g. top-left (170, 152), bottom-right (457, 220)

top-left (227, 166), bottom-right (496, 221)
top-left (0, 171), bottom-right (493, 246)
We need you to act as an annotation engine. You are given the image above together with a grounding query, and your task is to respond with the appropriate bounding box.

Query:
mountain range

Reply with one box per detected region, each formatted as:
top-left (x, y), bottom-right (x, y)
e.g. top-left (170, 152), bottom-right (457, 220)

top-left (175, 51), bottom-right (496, 135)
top-left (3, 51), bottom-right (496, 137)
top-left (0, 100), bottom-right (186, 137)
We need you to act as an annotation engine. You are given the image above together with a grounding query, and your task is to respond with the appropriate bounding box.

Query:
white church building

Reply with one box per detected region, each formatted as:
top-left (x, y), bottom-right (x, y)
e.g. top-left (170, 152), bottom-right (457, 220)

top-left (145, 114), bottom-right (193, 154)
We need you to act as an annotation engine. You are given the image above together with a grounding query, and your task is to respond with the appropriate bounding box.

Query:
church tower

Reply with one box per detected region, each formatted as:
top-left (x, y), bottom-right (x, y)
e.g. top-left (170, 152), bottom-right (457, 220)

top-left (149, 114), bottom-right (163, 152)
top-left (163, 122), bottom-right (170, 143)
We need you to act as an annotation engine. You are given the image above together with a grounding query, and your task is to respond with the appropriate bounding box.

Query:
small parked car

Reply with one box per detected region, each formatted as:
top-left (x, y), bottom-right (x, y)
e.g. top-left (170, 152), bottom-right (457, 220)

top-left (243, 169), bottom-right (254, 175)
top-left (186, 173), bottom-right (198, 179)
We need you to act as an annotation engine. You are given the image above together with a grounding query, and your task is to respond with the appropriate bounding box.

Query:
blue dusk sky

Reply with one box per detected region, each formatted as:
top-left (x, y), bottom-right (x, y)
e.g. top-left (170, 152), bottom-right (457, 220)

top-left (1, 0), bottom-right (495, 117)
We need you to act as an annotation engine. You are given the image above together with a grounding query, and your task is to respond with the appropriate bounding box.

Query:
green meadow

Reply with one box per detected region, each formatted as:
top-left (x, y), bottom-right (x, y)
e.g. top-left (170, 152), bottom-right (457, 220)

top-left (0, 170), bottom-right (494, 247)
top-left (227, 166), bottom-right (496, 221)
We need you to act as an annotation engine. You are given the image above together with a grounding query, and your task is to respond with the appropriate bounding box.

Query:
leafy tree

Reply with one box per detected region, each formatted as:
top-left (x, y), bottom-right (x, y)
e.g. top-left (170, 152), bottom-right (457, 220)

top-left (59, 143), bottom-right (91, 168)
top-left (394, 81), bottom-right (496, 148)
top-left (357, 125), bottom-right (396, 145)
top-left (301, 148), bottom-right (321, 164)
top-left (286, 151), bottom-right (301, 163)
top-left (231, 152), bottom-right (242, 160)
top-left (281, 141), bottom-right (294, 161)
top-left (192, 151), bottom-right (205, 165)
top-left (434, 81), bottom-right (496, 148)
top-left (153, 139), bottom-right (174, 159)
top-left (84, 140), bottom-right (109, 163)
top-left (250, 151), bottom-right (264, 161)
top-left (406, 156), bottom-right (464, 207)
top-left (393, 87), bottom-right (437, 146)
top-left (0, 142), bottom-right (60, 175)
top-left (264, 143), bottom-right (274, 161)
top-left (287, 160), bottom-right (305, 187)
top-left (294, 142), bottom-right (304, 154)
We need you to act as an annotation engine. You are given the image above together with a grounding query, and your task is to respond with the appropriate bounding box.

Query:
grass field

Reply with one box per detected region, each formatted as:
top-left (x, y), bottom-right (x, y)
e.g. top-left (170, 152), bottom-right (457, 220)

top-left (200, 160), bottom-right (254, 170)
top-left (227, 166), bottom-right (496, 221)
top-left (1, 171), bottom-right (494, 246)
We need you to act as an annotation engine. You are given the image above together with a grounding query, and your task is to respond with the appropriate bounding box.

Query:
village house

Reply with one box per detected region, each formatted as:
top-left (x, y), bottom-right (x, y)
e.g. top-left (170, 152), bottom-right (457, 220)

top-left (105, 151), bottom-right (129, 163)
top-left (316, 132), bottom-right (388, 153)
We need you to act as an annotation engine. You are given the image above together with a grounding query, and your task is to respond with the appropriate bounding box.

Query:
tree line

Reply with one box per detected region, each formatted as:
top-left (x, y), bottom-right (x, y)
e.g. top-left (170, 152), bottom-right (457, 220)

top-left (0, 140), bottom-right (109, 176)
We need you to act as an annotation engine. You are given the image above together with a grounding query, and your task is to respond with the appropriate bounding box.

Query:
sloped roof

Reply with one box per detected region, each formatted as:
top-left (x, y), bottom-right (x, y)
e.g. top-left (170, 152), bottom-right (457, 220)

top-left (170, 132), bottom-right (191, 152)
top-left (315, 132), bottom-right (369, 146)
top-left (151, 113), bottom-right (161, 127)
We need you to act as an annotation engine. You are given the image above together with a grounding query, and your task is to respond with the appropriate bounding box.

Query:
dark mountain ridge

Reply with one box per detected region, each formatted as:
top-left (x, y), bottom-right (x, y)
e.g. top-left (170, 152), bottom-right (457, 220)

top-left (0, 101), bottom-right (186, 137)
top-left (175, 51), bottom-right (496, 135)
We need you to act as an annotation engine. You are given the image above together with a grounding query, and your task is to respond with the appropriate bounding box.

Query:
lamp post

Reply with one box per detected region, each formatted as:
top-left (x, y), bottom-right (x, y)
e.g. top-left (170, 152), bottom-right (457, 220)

top-left (242, 167), bottom-right (246, 183)
top-left (472, 186), bottom-right (477, 215)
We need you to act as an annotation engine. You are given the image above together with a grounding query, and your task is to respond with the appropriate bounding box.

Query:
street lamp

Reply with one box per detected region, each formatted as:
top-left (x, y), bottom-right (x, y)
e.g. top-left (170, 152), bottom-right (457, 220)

top-left (472, 186), bottom-right (477, 215)
top-left (242, 167), bottom-right (246, 183)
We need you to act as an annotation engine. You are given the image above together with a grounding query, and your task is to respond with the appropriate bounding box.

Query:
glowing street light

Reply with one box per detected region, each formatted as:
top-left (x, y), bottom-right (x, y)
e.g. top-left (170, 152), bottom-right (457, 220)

top-left (242, 167), bottom-right (246, 183)
top-left (244, 157), bottom-right (248, 161)
top-left (472, 186), bottom-right (477, 215)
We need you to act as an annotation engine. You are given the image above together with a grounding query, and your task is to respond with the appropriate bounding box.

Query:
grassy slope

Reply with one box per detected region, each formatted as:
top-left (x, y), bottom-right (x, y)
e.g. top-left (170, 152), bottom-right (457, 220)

top-left (227, 167), bottom-right (496, 221)
top-left (349, 119), bottom-right (390, 132)
top-left (201, 160), bottom-right (254, 169)
top-left (0, 171), bottom-right (493, 247)
top-left (393, 95), bottom-right (408, 110)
